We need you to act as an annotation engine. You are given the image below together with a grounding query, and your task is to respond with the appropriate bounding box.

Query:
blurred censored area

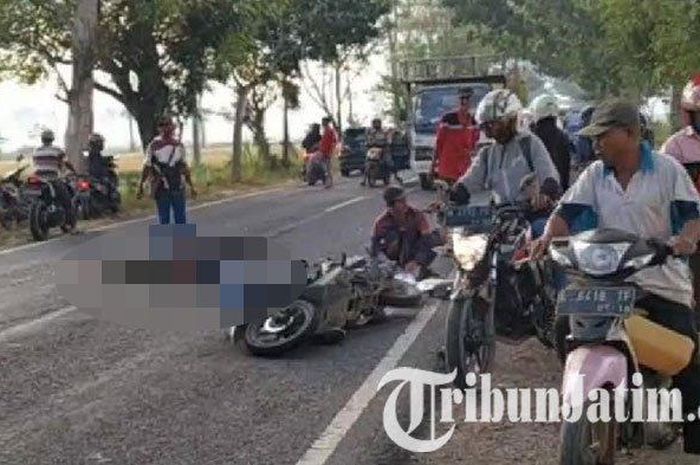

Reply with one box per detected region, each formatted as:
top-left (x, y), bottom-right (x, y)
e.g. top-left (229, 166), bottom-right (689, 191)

top-left (55, 224), bottom-right (307, 332)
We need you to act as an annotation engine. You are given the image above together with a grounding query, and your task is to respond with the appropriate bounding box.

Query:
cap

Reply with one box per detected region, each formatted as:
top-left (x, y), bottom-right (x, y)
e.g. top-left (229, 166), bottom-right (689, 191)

top-left (383, 186), bottom-right (406, 206)
top-left (578, 99), bottom-right (640, 137)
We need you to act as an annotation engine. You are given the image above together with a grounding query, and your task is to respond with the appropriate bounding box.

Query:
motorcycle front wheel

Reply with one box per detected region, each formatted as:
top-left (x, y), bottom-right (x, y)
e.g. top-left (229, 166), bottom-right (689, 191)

top-left (445, 295), bottom-right (495, 389)
top-left (559, 399), bottom-right (617, 465)
top-left (240, 300), bottom-right (320, 356)
top-left (29, 201), bottom-right (49, 241)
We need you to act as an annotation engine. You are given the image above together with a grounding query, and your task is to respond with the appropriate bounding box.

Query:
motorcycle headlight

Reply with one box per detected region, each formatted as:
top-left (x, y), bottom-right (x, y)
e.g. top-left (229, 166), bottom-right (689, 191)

top-left (572, 241), bottom-right (630, 276)
top-left (452, 231), bottom-right (488, 272)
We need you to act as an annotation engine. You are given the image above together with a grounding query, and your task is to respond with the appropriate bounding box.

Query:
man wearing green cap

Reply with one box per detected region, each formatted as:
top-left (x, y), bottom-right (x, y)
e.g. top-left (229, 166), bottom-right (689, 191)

top-left (531, 98), bottom-right (700, 455)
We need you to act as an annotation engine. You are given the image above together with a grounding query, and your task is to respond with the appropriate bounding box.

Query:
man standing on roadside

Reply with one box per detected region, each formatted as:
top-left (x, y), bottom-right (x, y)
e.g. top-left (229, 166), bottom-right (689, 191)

top-left (137, 116), bottom-right (197, 224)
top-left (320, 116), bottom-right (338, 188)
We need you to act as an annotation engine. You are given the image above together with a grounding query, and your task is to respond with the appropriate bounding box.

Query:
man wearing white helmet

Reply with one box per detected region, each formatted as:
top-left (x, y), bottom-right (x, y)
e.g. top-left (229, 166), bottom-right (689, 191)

top-left (530, 94), bottom-right (574, 190)
top-left (451, 89), bottom-right (562, 238)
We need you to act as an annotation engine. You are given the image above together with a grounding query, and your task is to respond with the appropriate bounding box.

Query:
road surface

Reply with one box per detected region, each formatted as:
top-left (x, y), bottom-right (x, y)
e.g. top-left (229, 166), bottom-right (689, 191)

top-left (0, 175), bottom-right (695, 465)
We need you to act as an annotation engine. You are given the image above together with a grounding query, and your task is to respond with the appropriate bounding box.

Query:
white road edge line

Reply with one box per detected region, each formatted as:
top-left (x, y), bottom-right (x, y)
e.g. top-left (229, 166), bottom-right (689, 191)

top-left (324, 196), bottom-right (367, 213)
top-left (0, 305), bottom-right (77, 343)
top-left (295, 300), bottom-right (440, 465)
top-left (0, 186), bottom-right (287, 257)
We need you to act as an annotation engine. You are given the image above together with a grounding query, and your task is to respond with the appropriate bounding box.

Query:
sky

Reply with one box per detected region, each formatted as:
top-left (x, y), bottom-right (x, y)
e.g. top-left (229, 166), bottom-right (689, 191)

top-left (0, 52), bottom-right (671, 154)
top-left (0, 54), bottom-right (390, 154)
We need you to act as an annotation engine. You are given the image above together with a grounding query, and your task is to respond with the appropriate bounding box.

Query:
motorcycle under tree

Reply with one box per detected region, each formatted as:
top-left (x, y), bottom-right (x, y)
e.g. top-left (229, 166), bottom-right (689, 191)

top-left (427, 177), bottom-right (559, 389)
top-left (229, 253), bottom-right (423, 356)
top-left (0, 155), bottom-right (31, 229)
top-left (25, 172), bottom-right (78, 241)
top-left (76, 153), bottom-right (121, 220)
top-left (550, 229), bottom-right (696, 465)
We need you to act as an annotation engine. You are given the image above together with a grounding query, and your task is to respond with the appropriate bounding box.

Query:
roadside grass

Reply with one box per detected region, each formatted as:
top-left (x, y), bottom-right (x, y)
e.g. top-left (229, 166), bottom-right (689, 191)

top-left (0, 144), bottom-right (304, 249)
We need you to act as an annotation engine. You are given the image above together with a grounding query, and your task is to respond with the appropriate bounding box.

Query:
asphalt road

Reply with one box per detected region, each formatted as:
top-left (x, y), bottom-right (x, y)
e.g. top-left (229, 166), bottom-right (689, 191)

top-left (0, 174), bottom-right (456, 465)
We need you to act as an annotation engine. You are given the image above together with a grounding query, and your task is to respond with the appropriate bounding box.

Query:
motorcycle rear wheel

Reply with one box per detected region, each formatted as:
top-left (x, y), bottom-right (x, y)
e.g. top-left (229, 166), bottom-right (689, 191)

top-left (240, 300), bottom-right (320, 356)
top-left (29, 201), bottom-right (49, 241)
top-left (445, 296), bottom-right (495, 389)
top-left (559, 399), bottom-right (617, 465)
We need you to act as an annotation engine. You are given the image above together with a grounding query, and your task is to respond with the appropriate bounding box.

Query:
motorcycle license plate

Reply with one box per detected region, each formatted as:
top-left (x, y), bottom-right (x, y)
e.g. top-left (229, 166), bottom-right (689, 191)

top-left (557, 287), bottom-right (636, 316)
top-left (444, 205), bottom-right (493, 231)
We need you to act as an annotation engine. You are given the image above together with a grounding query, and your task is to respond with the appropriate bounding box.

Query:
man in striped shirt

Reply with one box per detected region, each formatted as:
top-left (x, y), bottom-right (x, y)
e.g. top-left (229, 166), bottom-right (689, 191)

top-left (32, 129), bottom-right (77, 226)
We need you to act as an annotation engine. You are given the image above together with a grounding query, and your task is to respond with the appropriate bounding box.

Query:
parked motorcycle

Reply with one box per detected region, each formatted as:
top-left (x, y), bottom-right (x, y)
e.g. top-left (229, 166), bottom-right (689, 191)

top-left (0, 155), bottom-right (31, 229)
top-left (364, 146), bottom-right (390, 187)
top-left (305, 152), bottom-right (327, 186)
top-left (428, 178), bottom-right (558, 389)
top-left (24, 173), bottom-right (78, 241)
top-left (75, 151), bottom-right (121, 220)
top-left (550, 229), bottom-right (695, 464)
top-left (230, 253), bottom-right (423, 356)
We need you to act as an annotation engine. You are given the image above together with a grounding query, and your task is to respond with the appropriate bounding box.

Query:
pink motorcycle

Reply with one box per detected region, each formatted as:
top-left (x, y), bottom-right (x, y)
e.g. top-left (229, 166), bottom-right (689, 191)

top-left (550, 228), bottom-right (696, 464)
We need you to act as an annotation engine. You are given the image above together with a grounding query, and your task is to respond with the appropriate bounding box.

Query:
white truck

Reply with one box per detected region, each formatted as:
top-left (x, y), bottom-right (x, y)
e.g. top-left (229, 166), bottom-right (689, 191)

top-left (399, 55), bottom-right (508, 190)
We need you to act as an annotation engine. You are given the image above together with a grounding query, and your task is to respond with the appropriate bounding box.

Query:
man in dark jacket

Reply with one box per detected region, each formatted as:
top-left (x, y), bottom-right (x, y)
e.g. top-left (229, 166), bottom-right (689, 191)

top-left (529, 94), bottom-right (574, 190)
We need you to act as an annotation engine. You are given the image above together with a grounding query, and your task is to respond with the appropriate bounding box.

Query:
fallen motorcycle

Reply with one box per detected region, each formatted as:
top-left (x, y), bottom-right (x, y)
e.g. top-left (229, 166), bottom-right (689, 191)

top-left (229, 253), bottom-right (423, 356)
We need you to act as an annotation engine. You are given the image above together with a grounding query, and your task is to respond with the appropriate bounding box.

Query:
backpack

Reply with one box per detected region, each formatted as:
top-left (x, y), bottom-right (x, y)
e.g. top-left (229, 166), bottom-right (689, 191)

top-left (483, 136), bottom-right (534, 186)
top-left (151, 145), bottom-right (183, 196)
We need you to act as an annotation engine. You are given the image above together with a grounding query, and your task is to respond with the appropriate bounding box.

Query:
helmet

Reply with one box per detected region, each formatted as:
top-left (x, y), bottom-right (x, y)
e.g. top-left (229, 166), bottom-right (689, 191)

top-left (88, 133), bottom-right (105, 150)
top-left (40, 129), bottom-right (55, 142)
top-left (530, 94), bottom-right (559, 122)
top-left (475, 89), bottom-right (523, 124)
top-left (681, 74), bottom-right (700, 112)
top-left (88, 133), bottom-right (104, 144)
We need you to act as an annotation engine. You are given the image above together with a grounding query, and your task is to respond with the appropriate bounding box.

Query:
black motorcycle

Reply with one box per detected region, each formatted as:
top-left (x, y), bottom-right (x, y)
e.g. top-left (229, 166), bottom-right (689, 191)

top-left (230, 254), bottom-right (423, 356)
top-left (75, 175), bottom-right (121, 220)
top-left (430, 178), bottom-right (558, 388)
top-left (0, 162), bottom-right (31, 230)
top-left (25, 173), bottom-right (78, 241)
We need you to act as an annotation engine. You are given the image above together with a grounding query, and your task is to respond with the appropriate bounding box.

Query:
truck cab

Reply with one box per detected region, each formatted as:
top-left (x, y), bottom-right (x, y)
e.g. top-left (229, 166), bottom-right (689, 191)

top-left (399, 55), bottom-right (507, 190)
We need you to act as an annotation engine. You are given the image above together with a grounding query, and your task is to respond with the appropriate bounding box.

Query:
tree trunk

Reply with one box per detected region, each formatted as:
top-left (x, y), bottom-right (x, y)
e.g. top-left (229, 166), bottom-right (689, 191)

top-left (232, 85), bottom-right (248, 183)
top-left (282, 92), bottom-right (290, 168)
top-left (671, 83), bottom-right (683, 132)
top-left (252, 110), bottom-right (272, 169)
top-left (192, 94), bottom-right (202, 165)
top-left (65, 0), bottom-right (99, 173)
top-left (127, 114), bottom-right (136, 151)
top-left (335, 62), bottom-right (342, 133)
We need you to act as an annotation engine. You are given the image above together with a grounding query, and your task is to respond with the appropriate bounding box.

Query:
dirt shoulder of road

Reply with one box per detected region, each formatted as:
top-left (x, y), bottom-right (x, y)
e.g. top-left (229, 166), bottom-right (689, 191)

top-left (0, 178), bottom-right (299, 251)
top-left (415, 338), bottom-right (695, 465)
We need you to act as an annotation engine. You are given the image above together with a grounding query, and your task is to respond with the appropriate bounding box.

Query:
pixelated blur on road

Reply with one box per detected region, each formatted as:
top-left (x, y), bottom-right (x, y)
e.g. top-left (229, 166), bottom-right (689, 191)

top-left (0, 175), bottom-right (449, 465)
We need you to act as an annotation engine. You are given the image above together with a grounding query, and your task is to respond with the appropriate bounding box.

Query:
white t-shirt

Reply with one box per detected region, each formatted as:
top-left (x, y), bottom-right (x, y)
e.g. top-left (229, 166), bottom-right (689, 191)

top-left (557, 143), bottom-right (700, 307)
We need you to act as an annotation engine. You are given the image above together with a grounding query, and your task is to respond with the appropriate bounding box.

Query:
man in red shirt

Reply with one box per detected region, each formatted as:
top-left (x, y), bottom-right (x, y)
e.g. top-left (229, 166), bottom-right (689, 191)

top-left (431, 88), bottom-right (480, 184)
top-left (319, 116), bottom-right (339, 188)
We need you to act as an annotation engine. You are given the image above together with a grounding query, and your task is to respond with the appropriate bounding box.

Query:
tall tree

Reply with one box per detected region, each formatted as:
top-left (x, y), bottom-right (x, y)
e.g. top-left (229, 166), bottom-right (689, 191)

top-left (0, 0), bottom-right (254, 150)
top-left (64, 0), bottom-right (99, 170)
